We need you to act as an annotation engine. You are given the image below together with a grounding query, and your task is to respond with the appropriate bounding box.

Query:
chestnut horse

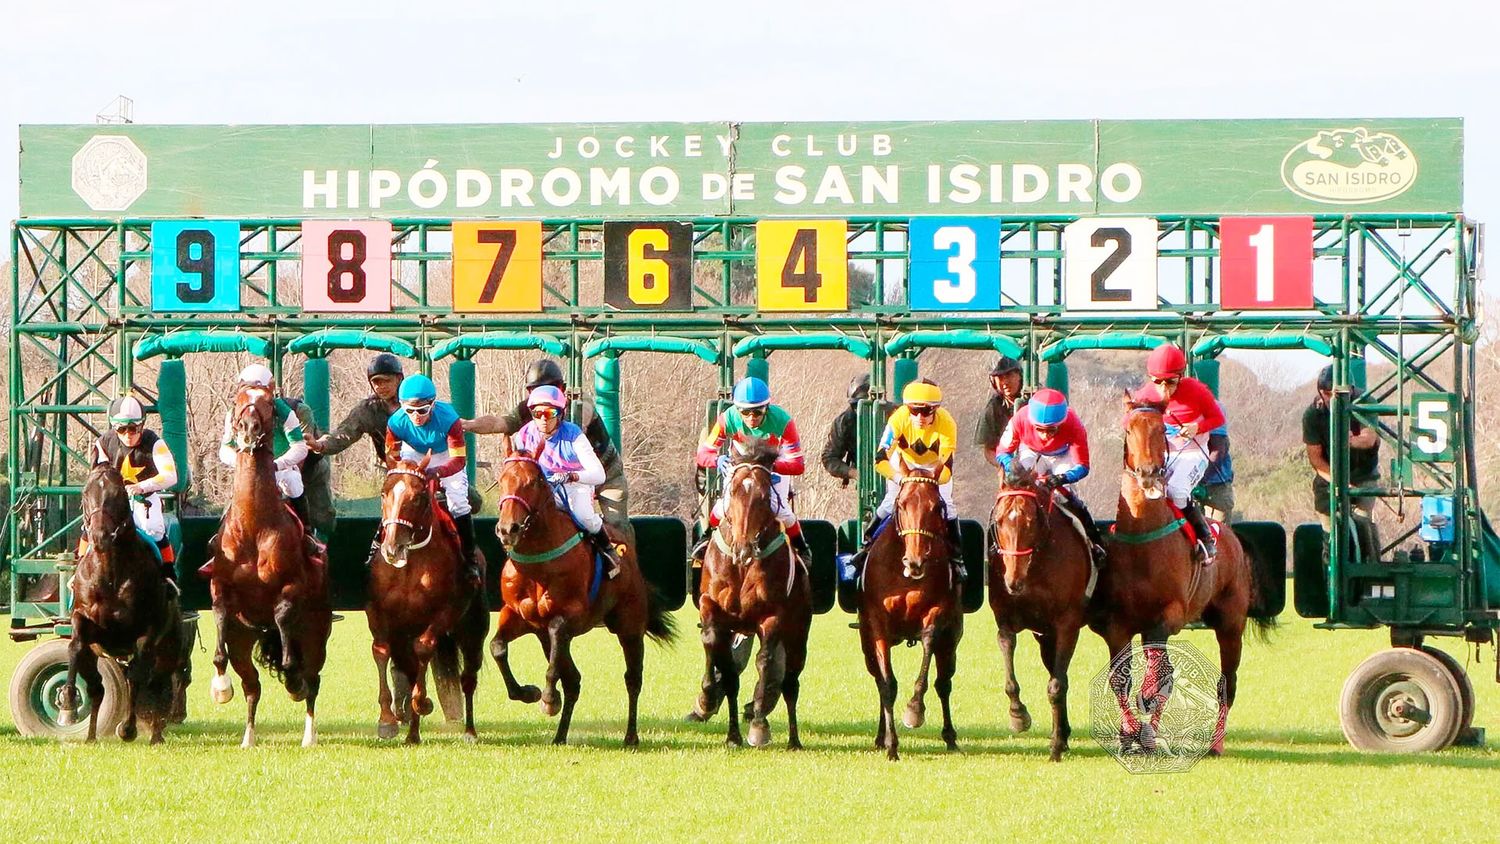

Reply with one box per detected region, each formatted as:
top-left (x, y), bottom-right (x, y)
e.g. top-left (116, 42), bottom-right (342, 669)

top-left (698, 438), bottom-right (811, 749)
top-left (370, 455), bottom-right (489, 744)
top-left (60, 462), bottom-right (186, 743)
top-left (1091, 395), bottom-right (1274, 755)
top-left (490, 436), bottom-right (676, 746)
top-left (205, 385), bottom-right (332, 748)
top-left (859, 465), bottom-right (962, 760)
top-left (989, 462), bottom-right (1093, 761)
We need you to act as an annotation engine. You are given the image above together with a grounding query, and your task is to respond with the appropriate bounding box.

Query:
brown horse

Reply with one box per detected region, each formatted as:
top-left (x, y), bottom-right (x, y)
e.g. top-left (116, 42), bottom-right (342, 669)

top-left (206, 385), bottom-right (333, 748)
top-left (60, 462), bottom-right (186, 743)
top-left (490, 436), bottom-right (676, 746)
top-left (859, 465), bottom-right (962, 760)
top-left (369, 455), bottom-right (489, 744)
top-left (697, 438), bottom-right (811, 749)
top-left (1090, 394), bottom-right (1274, 755)
top-left (989, 462), bottom-right (1093, 761)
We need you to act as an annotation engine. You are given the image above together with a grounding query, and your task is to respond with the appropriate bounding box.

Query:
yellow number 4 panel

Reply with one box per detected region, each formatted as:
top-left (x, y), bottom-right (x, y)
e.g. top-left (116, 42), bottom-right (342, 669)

top-left (756, 220), bottom-right (848, 311)
top-left (452, 222), bottom-right (543, 312)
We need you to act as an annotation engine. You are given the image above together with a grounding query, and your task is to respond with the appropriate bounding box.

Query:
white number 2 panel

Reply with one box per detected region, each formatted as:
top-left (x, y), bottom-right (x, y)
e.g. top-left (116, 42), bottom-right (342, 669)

top-left (1063, 218), bottom-right (1158, 311)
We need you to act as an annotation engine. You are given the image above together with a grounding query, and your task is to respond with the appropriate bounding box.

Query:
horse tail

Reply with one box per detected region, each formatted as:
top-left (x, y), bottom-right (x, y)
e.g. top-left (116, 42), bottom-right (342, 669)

top-left (644, 583), bottom-right (679, 645)
top-left (433, 632), bottom-right (461, 683)
top-left (1239, 535), bottom-right (1279, 643)
top-left (253, 627), bottom-right (288, 684)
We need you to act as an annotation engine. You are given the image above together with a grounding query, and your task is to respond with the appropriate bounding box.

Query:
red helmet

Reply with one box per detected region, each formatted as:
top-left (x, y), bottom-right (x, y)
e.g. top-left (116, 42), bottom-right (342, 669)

top-left (1146, 343), bottom-right (1187, 378)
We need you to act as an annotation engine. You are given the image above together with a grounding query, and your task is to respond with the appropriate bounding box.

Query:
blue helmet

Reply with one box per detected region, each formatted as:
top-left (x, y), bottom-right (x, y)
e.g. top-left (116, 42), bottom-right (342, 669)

top-left (398, 374), bottom-right (437, 403)
top-left (1028, 388), bottom-right (1069, 427)
top-left (731, 377), bottom-right (771, 409)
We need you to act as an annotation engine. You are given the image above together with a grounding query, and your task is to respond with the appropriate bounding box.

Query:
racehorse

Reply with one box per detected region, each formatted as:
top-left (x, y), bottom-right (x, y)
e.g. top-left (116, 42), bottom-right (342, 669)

top-left (59, 462), bottom-right (186, 743)
top-left (1090, 393), bottom-right (1274, 755)
top-left (369, 454), bottom-right (489, 744)
top-left (205, 385), bottom-right (333, 748)
top-left (859, 464), bottom-right (962, 760)
top-left (696, 438), bottom-right (811, 749)
top-left (989, 461), bottom-right (1093, 761)
top-left (490, 435), bottom-right (676, 746)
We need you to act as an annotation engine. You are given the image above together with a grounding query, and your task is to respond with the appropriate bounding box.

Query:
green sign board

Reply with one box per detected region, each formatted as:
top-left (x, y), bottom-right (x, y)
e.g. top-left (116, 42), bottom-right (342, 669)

top-left (20, 118), bottom-right (1462, 220)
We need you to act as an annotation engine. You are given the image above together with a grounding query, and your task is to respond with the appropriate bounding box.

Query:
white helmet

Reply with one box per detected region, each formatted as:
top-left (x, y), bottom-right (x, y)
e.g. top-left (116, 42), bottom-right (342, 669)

top-left (238, 363), bottom-right (274, 388)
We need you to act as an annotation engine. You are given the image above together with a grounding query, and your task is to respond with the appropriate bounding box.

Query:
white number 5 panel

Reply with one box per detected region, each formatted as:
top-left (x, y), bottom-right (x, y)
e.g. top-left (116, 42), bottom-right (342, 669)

top-left (1062, 217), bottom-right (1158, 311)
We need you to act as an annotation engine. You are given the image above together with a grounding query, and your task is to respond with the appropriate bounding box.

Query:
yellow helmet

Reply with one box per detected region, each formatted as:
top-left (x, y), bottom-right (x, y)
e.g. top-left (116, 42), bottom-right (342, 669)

top-left (902, 381), bottom-right (943, 406)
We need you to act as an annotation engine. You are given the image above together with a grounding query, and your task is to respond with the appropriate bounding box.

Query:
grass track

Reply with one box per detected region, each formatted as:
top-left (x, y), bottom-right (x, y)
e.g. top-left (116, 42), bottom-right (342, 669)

top-left (1, 607), bottom-right (1496, 842)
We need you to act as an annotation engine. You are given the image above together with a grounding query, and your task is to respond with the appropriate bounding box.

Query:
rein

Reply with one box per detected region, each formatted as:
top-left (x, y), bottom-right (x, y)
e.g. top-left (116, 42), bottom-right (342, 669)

top-left (992, 487), bottom-right (1051, 558)
top-left (497, 454), bottom-right (585, 565)
top-left (379, 467), bottom-right (436, 566)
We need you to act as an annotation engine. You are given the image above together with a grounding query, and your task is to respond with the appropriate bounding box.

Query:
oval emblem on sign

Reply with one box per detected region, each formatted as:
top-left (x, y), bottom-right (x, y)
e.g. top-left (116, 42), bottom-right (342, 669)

top-left (1281, 127), bottom-right (1418, 205)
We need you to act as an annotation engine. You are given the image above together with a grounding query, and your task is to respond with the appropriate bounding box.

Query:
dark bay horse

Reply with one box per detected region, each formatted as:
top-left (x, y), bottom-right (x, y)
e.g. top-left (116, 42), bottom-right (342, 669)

top-left (60, 463), bottom-right (185, 743)
top-left (990, 463), bottom-right (1093, 761)
top-left (491, 436), bottom-right (676, 746)
top-left (1091, 394), bottom-right (1274, 755)
top-left (697, 438), bottom-right (811, 749)
top-left (859, 465), bottom-right (961, 760)
top-left (370, 455), bottom-right (489, 744)
top-left (206, 385), bottom-right (332, 748)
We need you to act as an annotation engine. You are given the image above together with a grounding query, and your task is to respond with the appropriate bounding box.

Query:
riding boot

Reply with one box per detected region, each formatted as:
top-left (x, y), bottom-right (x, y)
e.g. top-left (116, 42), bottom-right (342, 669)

top-left (289, 494), bottom-right (312, 533)
top-left (156, 539), bottom-right (180, 598)
top-left (1060, 489), bottom-right (1110, 567)
top-left (846, 513), bottom-right (884, 578)
top-left (453, 513), bottom-right (483, 590)
top-left (1181, 501), bottom-right (1218, 562)
top-left (691, 525), bottom-right (714, 565)
top-left (788, 528), bottom-right (812, 565)
top-left (590, 527), bottom-right (622, 579)
top-left (946, 517), bottom-right (967, 579)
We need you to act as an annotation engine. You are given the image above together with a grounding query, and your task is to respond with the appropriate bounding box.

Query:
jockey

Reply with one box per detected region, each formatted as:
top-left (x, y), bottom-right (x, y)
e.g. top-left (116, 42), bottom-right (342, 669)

top-left (384, 374), bottom-right (481, 588)
top-left (997, 388), bottom-right (1107, 565)
top-left (1136, 343), bottom-right (1226, 561)
top-left (514, 385), bottom-right (620, 579)
top-left (851, 381), bottom-right (961, 569)
top-left (218, 363), bottom-right (313, 532)
top-left (92, 396), bottom-right (179, 585)
top-left (691, 376), bottom-right (811, 564)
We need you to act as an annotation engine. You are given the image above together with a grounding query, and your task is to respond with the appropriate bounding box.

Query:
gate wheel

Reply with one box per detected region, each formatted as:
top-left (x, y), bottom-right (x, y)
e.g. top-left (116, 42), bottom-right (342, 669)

top-left (9, 639), bottom-right (128, 740)
top-left (1339, 648), bottom-right (1464, 753)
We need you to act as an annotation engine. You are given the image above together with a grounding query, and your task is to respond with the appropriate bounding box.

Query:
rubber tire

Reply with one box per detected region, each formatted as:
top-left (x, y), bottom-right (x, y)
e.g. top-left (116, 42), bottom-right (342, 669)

top-left (1340, 648), bottom-right (1464, 753)
top-left (9, 639), bottom-right (128, 740)
top-left (1420, 645), bottom-right (1476, 744)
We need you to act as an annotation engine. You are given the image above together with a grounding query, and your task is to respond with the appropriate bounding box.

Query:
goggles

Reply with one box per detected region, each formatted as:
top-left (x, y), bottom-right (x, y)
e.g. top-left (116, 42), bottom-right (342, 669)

top-left (403, 402), bottom-right (435, 417)
top-left (738, 406), bottom-right (767, 418)
top-left (530, 406), bottom-right (561, 420)
top-left (907, 404), bottom-right (936, 418)
top-left (113, 422), bottom-right (143, 434)
top-left (1034, 424), bottom-right (1058, 436)
top-left (1150, 376), bottom-right (1180, 388)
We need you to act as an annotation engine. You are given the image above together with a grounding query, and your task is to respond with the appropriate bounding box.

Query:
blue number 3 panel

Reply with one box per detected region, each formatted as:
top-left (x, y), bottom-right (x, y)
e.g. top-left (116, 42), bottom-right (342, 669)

top-left (908, 217), bottom-right (1000, 311)
top-left (150, 221), bottom-right (242, 312)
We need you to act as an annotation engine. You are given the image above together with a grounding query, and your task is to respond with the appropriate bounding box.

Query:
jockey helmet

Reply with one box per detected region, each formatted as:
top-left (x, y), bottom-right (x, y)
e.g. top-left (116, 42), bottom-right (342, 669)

top-left (524, 358), bottom-right (566, 391)
top-left (108, 396), bottom-right (145, 424)
top-left (902, 381), bottom-right (943, 406)
top-left (1028, 388), bottom-right (1068, 427)
top-left (526, 385), bottom-right (567, 410)
top-left (398, 374), bottom-right (438, 403)
top-left (989, 355), bottom-right (1022, 377)
top-left (366, 353), bottom-right (404, 379)
top-left (732, 377), bottom-right (771, 410)
top-left (1146, 343), bottom-right (1188, 378)
top-left (1317, 364), bottom-right (1334, 391)
top-left (237, 363), bottom-right (274, 388)
top-left (847, 372), bottom-right (871, 402)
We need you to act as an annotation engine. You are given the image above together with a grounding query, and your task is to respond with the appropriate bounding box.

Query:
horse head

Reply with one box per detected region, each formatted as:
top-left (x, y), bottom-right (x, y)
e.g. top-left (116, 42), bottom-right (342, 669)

top-left (894, 462), bottom-right (945, 581)
top-left (721, 437), bottom-right (780, 568)
top-left (1121, 390), bottom-right (1168, 500)
top-left (82, 461), bottom-right (132, 556)
top-left (379, 453), bottom-right (434, 569)
top-left (993, 461), bottom-right (1049, 595)
top-left (231, 385), bottom-right (274, 454)
top-left (494, 436), bottom-right (549, 551)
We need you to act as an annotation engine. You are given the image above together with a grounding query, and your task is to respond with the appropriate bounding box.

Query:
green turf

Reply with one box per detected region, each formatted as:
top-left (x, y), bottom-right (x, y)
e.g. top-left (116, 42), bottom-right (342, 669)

top-left (0, 607), bottom-right (1495, 842)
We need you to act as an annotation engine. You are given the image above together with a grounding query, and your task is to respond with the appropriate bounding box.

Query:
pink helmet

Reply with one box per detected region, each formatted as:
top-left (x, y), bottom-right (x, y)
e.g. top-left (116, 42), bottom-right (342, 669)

top-left (1146, 343), bottom-right (1187, 378)
top-left (526, 385), bottom-right (566, 410)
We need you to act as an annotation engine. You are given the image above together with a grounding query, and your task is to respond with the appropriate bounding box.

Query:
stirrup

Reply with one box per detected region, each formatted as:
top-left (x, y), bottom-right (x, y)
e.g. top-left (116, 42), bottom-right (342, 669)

top-left (1195, 540), bottom-right (1218, 564)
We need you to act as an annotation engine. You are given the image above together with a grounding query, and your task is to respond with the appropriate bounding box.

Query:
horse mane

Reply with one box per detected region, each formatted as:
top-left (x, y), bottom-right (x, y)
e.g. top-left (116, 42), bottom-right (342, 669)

top-left (999, 459), bottom-right (1035, 491)
top-left (730, 437), bottom-right (779, 469)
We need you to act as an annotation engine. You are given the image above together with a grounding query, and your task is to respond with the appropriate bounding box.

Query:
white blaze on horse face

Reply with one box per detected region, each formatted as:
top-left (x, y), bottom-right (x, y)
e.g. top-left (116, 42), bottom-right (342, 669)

top-left (1008, 510), bottom-right (1021, 522)
top-left (742, 477), bottom-right (754, 494)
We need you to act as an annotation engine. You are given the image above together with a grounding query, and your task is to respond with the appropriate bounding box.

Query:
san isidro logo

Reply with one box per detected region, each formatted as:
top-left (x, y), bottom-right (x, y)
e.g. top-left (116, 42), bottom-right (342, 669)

top-left (1281, 127), bottom-right (1417, 204)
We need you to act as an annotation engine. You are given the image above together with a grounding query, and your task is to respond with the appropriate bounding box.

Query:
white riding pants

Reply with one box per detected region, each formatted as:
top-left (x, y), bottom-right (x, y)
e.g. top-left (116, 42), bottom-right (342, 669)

top-left (131, 492), bottom-right (166, 542)
top-left (398, 444), bottom-right (472, 517)
top-left (714, 471), bottom-right (797, 529)
top-left (1166, 433), bottom-right (1211, 508)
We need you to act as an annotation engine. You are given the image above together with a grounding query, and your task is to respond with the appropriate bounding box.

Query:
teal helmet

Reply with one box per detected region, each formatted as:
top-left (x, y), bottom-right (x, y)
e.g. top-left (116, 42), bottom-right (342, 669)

top-left (398, 374), bottom-right (437, 403)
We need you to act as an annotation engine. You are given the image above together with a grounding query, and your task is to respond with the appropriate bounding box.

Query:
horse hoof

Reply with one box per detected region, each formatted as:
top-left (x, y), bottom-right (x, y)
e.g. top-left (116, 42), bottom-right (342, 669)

top-left (623, 733), bottom-right (640, 748)
top-left (1137, 723), bottom-right (1158, 754)
top-left (903, 705), bottom-right (926, 730)
top-left (462, 732), bottom-right (478, 745)
top-left (747, 721), bottom-right (771, 748)
top-left (514, 685), bottom-right (542, 705)
top-left (377, 721), bottom-right (399, 740)
top-left (415, 698), bottom-right (434, 717)
top-left (210, 675), bottom-right (234, 705)
top-left (540, 696), bottom-right (560, 718)
top-left (57, 709), bottom-right (76, 727)
top-left (684, 708), bottom-right (711, 723)
top-left (1009, 709), bottom-right (1032, 733)
top-left (725, 734), bottom-right (743, 748)
top-left (117, 721), bottom-right (137, 742)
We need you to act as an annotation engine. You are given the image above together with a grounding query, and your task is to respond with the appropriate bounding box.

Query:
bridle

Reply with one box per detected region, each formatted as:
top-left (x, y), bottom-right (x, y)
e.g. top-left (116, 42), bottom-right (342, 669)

top-left (497, 455), bottom-right (544, 539)
top-left (1122, 406), bottom-right (1169, 487)
top-left (896, 474), bottom-right (942, 542)
top-left (232, 391), bottom-right (270, 453)
top-left (992, 485), bottom-right (1052, 560)
top-left (718, 462), bottom-right (784, 565)
top-left (380, 466), bottom-right (434, 565)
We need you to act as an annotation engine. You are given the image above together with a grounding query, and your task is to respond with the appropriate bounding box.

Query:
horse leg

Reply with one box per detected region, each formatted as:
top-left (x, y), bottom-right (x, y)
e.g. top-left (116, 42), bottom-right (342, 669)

top-left (688, 629), bottom-right (728, 723)
top-left (59, 625), bottom-right (88, 730)
top-left (935, 624), bottom-right (960, 751)
top-left (273, 597), bottom-right (304, 697)
top-left (782, 624), bottom-right (808, 751)
top-left (858, 621), bottom-right (888, 751)
top-left (996, 625), bottom-right (1031, 732)
top-left (1042, 622), bottom-right (1081, 762)
top-left (747, 618), bottom-right (787, 748)
top-left (619, 632), bottom-right (645, 747)
top-left (1102, 624), bottom-right (1141, 752)
top-left (488, 607), bottom-right (542, 703)
top-left (373, 638), bottom-right (399, 740)
top-left (457, 602), bottom-right (488, 743)
top-left (395, 643), bottom-right (428, 746)
top-left (225, 623), bottom-right (261, 748)
top-left (874, 636), bottom-right (899, 761)
top-left (544, 619), bottom-right (581, 746)
top-left (64, 630), bottom-right (102, 741)
top-left (117, 635), bottom-right (153, 743)
top-left (210, 598), bottom-right (234, 704)
top-left (905, 624), bottom-right (936, 730)
top-left (1210, 616), bottom-right (1246, 756)
top-left (1137, 625), bottom-right (1173, 751)
top-left (299, 612), bottom-right (330, 749)
top-left (705, 623), bottom-right (742, 746)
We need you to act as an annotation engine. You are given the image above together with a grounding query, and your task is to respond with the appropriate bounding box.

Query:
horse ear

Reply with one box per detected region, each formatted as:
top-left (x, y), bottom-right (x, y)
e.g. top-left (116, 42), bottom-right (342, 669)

top-left (419, 450), bottom-right (432, 470)
top-left (498, 434), bottom-right (513, 459)
top-left (1121, 388), bottom-right (1136, 412)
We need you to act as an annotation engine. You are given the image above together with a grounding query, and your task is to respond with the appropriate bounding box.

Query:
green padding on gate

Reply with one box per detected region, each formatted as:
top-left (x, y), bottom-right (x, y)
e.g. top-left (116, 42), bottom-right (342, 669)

top-left (1039, 333), bottom-right (1166, 362)
top-left (631, 516), bottom-right (689, 610)
top-left (156, 358), bottom-right (191, 494)
top-left (1232, 521), bottom-right (1287, 618)
top-left (582, 336), bottom-right (718, 363)
top-left (1192, 335), bottom-right (1334, 358)
top-left (732, 335), bottom-right (873, 360)
top-left (1292, 523), bottom-right (1328, 619)
top-left (134, 332), bottom-right (272, 360)
top-left (800, 519), bottom-right (839, 614)
top-left (884, 331), bottom-right (1023, 359)
top-left (593, 355), bottom-right (622, 451)
top-left (302, 357), bottom-right (330, 432)
top-left (286, 330), bottom-right (417, 359)
top-left (430, 332), bottom-right (568, 361)
top-left (449, 359), bottom-right (478, 488)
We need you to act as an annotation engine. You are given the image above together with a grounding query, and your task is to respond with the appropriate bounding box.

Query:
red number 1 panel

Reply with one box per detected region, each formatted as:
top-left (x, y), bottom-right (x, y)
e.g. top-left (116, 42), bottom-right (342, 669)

top-left (1219, 216), bottom-right (1314, 310)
